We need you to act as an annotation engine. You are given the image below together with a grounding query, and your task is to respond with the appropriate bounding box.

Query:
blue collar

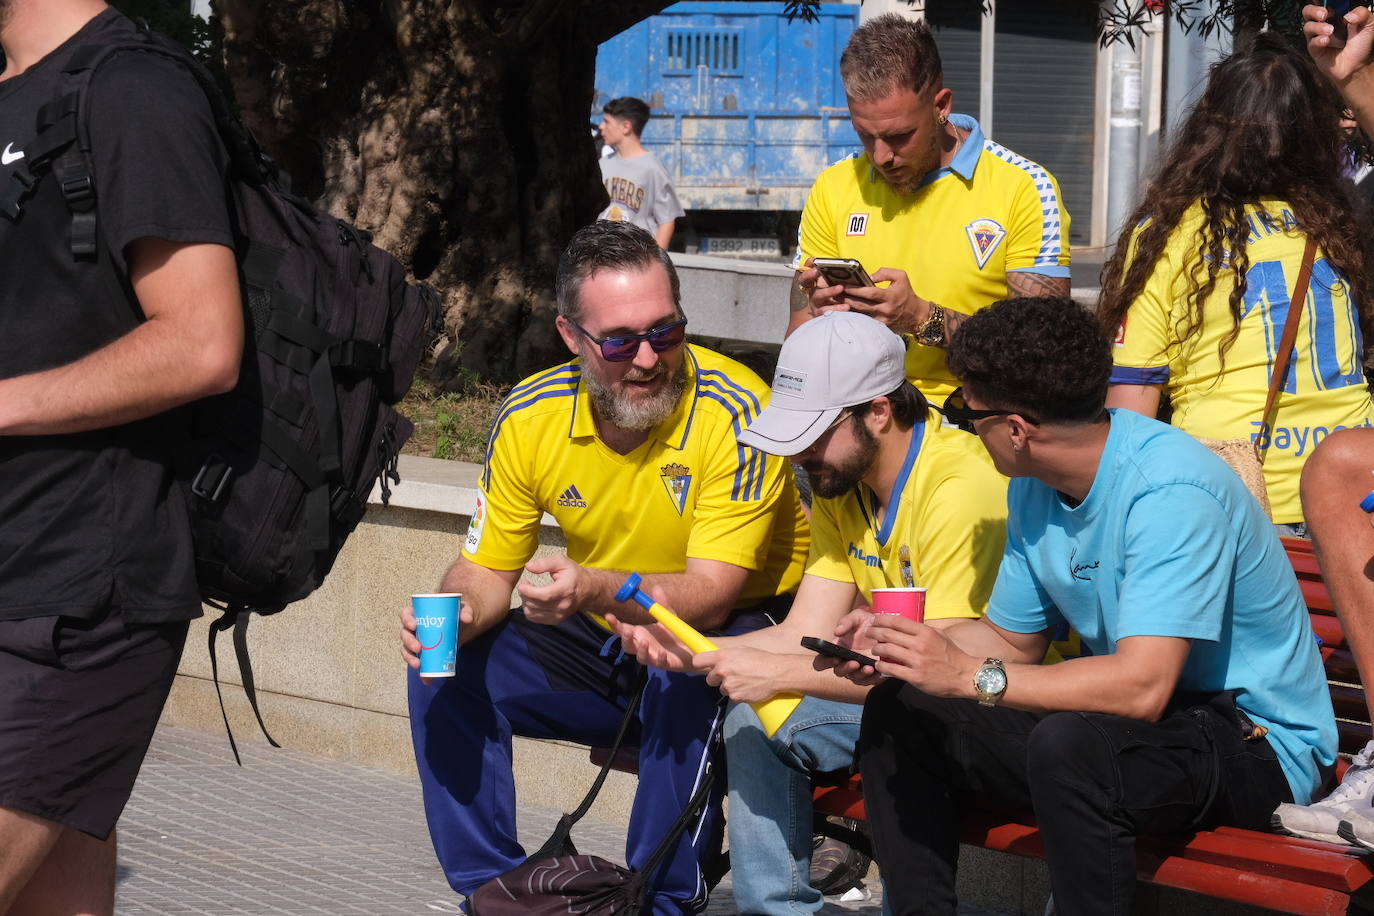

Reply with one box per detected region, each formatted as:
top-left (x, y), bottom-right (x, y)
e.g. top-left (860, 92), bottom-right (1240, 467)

top-left (910, 113), bottom-right (984, 189)
top-left (855, 419), bottom-right (926, 546)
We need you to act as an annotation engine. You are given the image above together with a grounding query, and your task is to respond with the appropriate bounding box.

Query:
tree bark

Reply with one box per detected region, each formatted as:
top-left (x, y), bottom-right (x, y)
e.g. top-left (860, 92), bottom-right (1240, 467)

top-left (214, 0), bottom-right (671, 386)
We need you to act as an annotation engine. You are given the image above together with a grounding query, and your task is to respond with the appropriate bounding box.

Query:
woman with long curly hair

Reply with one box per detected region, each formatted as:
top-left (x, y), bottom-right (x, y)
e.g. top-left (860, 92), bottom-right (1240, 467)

top-left (1100, 31), bottom-right (1374, 529)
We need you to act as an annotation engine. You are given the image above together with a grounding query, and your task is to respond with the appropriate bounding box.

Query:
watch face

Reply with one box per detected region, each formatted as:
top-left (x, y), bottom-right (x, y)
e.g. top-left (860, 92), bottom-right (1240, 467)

top-left (975, 664), bottom-right (1007, 696)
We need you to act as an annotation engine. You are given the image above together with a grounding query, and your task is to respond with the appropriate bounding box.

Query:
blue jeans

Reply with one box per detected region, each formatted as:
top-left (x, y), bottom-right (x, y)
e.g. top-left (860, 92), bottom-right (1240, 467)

top-left (724, 696), bottom-right (864, 915)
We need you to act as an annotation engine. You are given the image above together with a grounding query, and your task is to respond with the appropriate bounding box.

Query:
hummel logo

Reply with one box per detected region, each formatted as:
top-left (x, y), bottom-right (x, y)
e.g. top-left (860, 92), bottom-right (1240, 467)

top-left (1, 143), bottom-right (24, 166)
top-left (556, 484), bottom-right (587, 508)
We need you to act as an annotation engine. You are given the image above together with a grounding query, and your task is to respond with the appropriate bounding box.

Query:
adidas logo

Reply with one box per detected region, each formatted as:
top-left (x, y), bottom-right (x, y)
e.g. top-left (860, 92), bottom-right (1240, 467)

top-left (557, 484), bottom-right (588, 508)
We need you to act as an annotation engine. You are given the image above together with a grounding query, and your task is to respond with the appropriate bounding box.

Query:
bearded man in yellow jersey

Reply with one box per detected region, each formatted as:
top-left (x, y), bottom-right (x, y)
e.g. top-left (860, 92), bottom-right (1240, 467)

top-left (791, 14), bottom-right (1072, 403)
top-left (399, 222), bottom-right (809, 915)
top-left (611, 312), bottom-right (1009, 914)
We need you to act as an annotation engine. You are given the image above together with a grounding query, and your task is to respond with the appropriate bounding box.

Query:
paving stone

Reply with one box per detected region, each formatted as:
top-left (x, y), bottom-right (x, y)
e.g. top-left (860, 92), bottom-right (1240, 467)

top-left (118, 724), bottom-right (1014, 915)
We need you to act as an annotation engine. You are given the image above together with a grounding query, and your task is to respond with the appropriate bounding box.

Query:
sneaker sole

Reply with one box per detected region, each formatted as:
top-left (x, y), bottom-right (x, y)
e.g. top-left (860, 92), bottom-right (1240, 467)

top-left (1271, 812), bottom-right (1348, 846)
top-left (1338, 819), bottom-right (1374, 851)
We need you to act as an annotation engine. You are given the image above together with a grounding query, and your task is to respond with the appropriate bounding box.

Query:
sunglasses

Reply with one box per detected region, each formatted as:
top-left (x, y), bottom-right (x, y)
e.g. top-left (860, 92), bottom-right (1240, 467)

top-left (941, 387), bottom-right (1041, 434)
top-left (569, 317), bottom-right (688, 362)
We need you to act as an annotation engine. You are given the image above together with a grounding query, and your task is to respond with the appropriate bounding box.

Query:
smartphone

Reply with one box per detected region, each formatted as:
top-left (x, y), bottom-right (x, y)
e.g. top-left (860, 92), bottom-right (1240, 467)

top-left (801, 636), bottom-right (878, 668)
top-left (811, 257), bottom-right (875, 289)
top-left (1326, 0), bottom-right (1367, 44)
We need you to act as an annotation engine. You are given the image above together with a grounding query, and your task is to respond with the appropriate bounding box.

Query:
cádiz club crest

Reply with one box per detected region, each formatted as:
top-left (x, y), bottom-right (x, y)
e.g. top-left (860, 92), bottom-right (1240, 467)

top-left (965, 218), bottom-right (1007, 269)
top-left (660, 463), bottom-right (692, 516)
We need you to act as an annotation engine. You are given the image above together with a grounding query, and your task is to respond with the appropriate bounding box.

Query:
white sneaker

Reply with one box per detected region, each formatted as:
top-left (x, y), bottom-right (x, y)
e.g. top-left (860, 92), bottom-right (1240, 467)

top-left (1273, 739), bottom-right (1374, 844)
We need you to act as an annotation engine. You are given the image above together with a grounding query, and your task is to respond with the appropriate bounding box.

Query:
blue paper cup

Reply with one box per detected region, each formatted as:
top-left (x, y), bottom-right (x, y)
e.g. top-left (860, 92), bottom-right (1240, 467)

top-left (413, 593), bottom-right (460, 677)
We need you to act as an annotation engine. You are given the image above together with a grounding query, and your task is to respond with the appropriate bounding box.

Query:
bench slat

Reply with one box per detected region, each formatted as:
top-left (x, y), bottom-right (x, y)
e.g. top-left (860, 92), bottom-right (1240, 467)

top-left (1136, 855), bottom-right (1353, 916)
top-left (1149, 829), bottom-right (1374, 893)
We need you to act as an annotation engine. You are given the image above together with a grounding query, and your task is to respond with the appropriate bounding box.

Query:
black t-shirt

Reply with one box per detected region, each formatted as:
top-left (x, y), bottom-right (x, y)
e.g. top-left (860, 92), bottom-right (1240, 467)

top-left (0, 9), bottom-right (233, 623)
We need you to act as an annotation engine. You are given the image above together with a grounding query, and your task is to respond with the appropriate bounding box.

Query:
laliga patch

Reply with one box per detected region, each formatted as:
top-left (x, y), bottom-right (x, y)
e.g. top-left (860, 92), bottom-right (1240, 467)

top-left (965, 218), bottom-right (1007, 269)
top-left (773, 366), bottom-right (807, 398)
top-left (660, 463), bottom-right (692, 516)
top-left (1114, 316), bottom-right (1128, 346)
top-left (465, 493), bottom-right (487, 553)
top-left (846, 212), bottom-right (869, 236)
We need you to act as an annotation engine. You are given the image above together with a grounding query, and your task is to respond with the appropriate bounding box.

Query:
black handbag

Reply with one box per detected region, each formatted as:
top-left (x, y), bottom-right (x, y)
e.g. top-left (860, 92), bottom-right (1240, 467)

top-left (468, 672), bottom-right (722, 915)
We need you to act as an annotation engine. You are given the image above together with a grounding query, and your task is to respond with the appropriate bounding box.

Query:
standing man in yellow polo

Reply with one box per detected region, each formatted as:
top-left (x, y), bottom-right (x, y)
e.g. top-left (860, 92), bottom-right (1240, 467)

top-left (401, 221), bottom-right (808, 915)
top-left (791, 14), bottom-right (1072, 402)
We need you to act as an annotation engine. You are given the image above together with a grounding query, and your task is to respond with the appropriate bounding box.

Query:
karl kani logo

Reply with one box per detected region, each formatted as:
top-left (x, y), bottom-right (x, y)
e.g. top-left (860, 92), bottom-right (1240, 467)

top-left (1069, 548), bottom-right (1099, 581)
top-left (847, 542), bottom-right (882, 568)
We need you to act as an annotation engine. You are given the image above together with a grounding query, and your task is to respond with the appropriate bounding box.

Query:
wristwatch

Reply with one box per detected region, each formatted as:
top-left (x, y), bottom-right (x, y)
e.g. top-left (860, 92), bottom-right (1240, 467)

top-left (973, 658), bottom-right (1008, 707)
top-left (916, 303), bottom-right (947, 347)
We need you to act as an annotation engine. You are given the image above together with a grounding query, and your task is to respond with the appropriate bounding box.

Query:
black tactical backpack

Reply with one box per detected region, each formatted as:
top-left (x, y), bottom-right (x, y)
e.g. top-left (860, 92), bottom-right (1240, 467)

top-left (1, 23), bottom-right (441, 759)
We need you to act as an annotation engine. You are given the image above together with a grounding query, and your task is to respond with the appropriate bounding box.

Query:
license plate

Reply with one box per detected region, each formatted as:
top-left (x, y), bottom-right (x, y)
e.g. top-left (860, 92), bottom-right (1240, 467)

top-left (699, 236), bottom-right (780, 256)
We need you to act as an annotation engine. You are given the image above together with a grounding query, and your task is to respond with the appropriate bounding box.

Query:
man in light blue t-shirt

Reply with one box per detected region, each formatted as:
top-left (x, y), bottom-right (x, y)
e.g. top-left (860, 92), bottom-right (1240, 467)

top-left (836, 297), bottom-right (1336, 916)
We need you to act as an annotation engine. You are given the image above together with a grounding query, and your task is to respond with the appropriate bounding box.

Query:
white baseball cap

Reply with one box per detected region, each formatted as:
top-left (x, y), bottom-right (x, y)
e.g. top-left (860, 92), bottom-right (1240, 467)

top-left (739, 311), bottom-right (907, 457)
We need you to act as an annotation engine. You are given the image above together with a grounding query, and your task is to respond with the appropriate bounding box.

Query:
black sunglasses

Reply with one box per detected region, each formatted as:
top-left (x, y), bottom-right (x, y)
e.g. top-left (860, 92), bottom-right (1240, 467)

top-left (941, 387), bottom-right (1041, 434)
top-left (569, 317), bottom-right (688, 362)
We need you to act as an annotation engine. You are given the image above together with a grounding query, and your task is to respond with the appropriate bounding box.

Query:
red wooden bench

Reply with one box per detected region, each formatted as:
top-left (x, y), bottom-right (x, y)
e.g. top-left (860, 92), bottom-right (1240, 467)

top-left (594, 538), bottom-right (1374, 913)
top-left (809, 538), bottom-right (1374, 914)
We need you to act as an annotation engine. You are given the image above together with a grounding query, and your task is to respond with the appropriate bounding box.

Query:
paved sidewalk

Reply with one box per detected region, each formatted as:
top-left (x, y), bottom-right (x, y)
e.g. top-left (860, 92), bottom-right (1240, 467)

top-left (118, 724), bottom-right (897, 915)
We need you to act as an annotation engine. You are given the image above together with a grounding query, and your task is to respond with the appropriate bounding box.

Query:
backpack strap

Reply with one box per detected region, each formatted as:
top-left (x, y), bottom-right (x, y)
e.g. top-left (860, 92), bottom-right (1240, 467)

top-left (8, 23), bottom-right (277, 257)
top-left (527, 669), bottom-right (650, 861)
top-left (207, 603), bottom-right (283, 766)
top-left (623, 701), bottom-right (726, 910)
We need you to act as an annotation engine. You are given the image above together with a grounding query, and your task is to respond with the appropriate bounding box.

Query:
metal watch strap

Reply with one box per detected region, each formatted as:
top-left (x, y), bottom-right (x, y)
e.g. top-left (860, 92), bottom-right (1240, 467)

top-left (918, 303), bottom-right (946, 347)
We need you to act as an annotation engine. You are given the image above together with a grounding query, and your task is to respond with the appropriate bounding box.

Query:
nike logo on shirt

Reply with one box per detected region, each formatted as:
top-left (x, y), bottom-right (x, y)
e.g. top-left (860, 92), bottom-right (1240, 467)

top-left (1, 143), bottom-right (24, 165)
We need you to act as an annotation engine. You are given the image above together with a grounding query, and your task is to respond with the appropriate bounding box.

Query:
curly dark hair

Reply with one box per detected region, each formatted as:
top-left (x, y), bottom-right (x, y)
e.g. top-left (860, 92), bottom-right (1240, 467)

top-left (1098, 32), bottom-right (1372, 372)
top-left (948, 297), bottom-right (1111, 422)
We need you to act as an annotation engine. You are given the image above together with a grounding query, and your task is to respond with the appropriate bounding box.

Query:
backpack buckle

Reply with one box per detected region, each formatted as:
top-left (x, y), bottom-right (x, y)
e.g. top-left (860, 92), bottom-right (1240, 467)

top-left (59, 173), bottom-right (94, 206)
top-left (330, 339), bottom-right (386, 373)
top-left (191, 454), bottom-right (234, 504)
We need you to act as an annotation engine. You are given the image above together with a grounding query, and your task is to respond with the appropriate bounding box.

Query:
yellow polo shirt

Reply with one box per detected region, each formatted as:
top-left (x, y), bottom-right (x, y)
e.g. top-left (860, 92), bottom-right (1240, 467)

top-left (465, 345), bottom-right (809, 608)
top-left (806, 416), bottom-right (1007, 620)
top-left (795, 115), bottom-right (1072, 402)
top-left (1111, 200), bottom-right (1374, 523)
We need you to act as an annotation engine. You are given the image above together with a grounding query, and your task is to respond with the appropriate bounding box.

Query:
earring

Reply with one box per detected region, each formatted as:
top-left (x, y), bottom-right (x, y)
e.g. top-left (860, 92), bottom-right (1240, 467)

top-left (937, 115), bottom-right (948, 126)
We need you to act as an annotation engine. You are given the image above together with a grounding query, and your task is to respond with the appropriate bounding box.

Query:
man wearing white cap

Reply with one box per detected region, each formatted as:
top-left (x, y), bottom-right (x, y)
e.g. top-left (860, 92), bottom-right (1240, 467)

top-left (611, 311), bottom-right (1008, 914)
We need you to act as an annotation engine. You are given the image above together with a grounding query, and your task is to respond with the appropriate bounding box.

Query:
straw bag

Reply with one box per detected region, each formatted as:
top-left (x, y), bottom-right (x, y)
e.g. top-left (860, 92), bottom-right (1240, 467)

top-left (1192, 239), bottom-right (1316, 521)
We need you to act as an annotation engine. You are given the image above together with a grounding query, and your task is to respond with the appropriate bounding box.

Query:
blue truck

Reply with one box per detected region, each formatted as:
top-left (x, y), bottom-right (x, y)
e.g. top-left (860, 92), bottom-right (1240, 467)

top-left (593, 2), bottom-right (861, 257)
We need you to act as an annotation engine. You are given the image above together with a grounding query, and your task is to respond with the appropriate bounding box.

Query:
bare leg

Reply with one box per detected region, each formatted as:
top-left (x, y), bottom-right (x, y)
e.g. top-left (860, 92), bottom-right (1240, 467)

top-left (1302, 426), bottom-right (1374, 715)
top-left (0, 807), bottom-right (63, 916)
top-left (1273, 428), bottom-right (1374, 845)
top-left (6, 823), bottom-right (116, 916)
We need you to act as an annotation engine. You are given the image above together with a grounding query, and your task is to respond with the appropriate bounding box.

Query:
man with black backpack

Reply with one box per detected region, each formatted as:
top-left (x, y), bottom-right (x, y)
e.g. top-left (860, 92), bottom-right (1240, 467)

top-left (401, 221), bottom-right (809, 914)
top-left (0, 1), bottom-right (241, 912)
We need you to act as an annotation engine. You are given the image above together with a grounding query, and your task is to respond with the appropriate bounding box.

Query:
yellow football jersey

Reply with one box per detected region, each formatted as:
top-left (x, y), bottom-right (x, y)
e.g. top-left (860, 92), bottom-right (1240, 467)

top-left (465, 345), bottom-right (809, 608)
top-left (1111, 200), bottom-right (1374, 523)
top-left (806, 417), bottom-right (1007, 620)
top-left (795, 115), bottom-right (1072, 403)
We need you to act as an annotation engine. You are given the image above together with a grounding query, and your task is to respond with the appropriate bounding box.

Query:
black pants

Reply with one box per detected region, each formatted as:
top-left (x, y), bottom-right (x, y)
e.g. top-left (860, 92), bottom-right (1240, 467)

top-left (857, 680), bottom-right (1295, 916)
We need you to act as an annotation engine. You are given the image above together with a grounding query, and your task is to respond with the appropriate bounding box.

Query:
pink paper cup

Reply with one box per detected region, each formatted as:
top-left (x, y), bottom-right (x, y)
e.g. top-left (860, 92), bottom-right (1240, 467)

top-left (871, 587), bottom-right (926, 622)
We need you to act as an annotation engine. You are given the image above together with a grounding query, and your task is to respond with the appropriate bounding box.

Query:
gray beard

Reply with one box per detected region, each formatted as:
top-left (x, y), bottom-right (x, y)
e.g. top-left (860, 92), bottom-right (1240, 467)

top-left (587, 361), bottom-right (689, 432)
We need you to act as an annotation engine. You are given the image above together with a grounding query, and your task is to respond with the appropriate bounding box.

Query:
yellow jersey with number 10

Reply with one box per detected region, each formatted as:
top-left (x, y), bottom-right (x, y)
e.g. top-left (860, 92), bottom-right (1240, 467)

top-left (1111, 200), bottom-right (1374, 523)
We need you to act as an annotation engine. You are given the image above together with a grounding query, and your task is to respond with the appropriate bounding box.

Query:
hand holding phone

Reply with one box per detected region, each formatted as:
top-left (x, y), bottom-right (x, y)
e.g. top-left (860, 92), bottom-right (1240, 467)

top-left (811, 257), bottom-right (875, 290)
top-left (801, 636), bottom-right (878, 668)
top-left (1329, 0), bottom-right (1355, 44)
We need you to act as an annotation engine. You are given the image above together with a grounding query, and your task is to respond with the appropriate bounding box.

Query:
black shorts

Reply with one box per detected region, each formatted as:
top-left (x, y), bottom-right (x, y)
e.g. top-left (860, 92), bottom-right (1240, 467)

top-left (0, 608), bottom-right (189, 839)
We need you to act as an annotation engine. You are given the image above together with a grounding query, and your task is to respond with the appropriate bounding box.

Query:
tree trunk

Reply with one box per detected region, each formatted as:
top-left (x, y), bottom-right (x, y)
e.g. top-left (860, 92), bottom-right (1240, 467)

top-left (214, 0), bottom-right (671, 387)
